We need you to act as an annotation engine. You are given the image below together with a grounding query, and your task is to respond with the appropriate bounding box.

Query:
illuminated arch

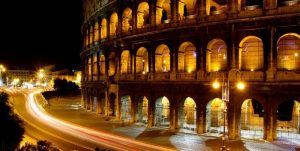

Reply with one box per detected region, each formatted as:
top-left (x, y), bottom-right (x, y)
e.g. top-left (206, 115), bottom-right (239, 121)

top-left (121, 50), bottom-right (131, 74)
top-left (239, 36), bottom-right (264, 71)
top-left (136, 47), bottom-right (149, 73)
top-left (178, 0), bottom-right (197, 20)
top-left (99, 54), bottom-right (105, 75)
top-left (155, 44), bottom-right (171, 72)
top-left (178, 97), bottom-right (197, 132)
top-left (110, 12), bottom-right (118, 36)
top-left (89, 26), bottom-right (93, 45)
top-left (155, 96), bottom-right (170, 127)
top-left (94, 22), bottom-right (99, 42)
top-left (206, 0), bottom-right (228, 15)
top-left (156, 0), bottom-right (171, 24)
top-left (101, 18), bottom-right (107, 39)
top-left (108, 52), bottom-right (116, 76)
top-left (178, 42), bottom-right (197, 73)
top-left (122, 7), bottom-right (133, 32)
top-left (206, 39), bottom-right (227, 72)
top-left (277, 100), bottom-right (300, 140)
top-left (121, 95), bottom-right (132, 122)
top-left (277, 33), bottom-right (300, 70)
top-left (206, 98), bottom-right (227, 135)
top-left (137, 2), bottom-right (150, 28)
top-left (240, 99), bottom-right (264, 139)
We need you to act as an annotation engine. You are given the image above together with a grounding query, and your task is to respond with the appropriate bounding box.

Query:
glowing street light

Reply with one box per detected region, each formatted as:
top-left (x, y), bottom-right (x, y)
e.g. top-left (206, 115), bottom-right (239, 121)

top-left (212, 80), bottom-right (220, 89)
top-left (0, 64), bottom-right (6, 86)
top-left (237, 82), bottom-right (245, 90)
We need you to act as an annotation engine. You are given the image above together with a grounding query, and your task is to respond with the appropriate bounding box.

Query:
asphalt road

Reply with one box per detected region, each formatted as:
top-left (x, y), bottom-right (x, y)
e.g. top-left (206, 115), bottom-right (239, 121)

top-left (6, 88), bottom-right (174, 151)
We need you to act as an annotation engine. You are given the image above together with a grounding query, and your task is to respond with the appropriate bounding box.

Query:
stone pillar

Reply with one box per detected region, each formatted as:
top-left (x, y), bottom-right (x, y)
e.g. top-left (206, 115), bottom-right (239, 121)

top-left (91, 54), bottom-right (94, 81)
top-left (133, 49), bottom-right (137, 79)
top-left (229, 24), bottom-right (238, 69)
top-left (97, 52), bottom-right (100, 81)
top-left (105, 88), bottom-right (109, 116)
top-left (131, 96), bottom-right (137, 123)
top-left (116, 95), bottom-right (121, 120)
top-left (147, 98), bottom-right (155, 127)
top-left (228, 0), bottom-right (240, 15)
top-left (263, 0), bottom-right (277, 10)
top-left (197, 105), bottom-right (206, 134)
top-left (98, 20), bottom-right (101, 43)
top-left (264, 96), bottom-right (277, 141)
top-left (150, 1), bottom-right (156, 26)
top-left (170, 103), bottom-right (178, 131)
top-left (199, 0), bottom-right (207, 20)
top-left (171, 0), bottom-right (178, 23)
top-left (266, 26), bottom-right (277, 81)
top-left (228, 93), bottom-right (240, 139)
top-left (132, 3), bottom-right (137, 31)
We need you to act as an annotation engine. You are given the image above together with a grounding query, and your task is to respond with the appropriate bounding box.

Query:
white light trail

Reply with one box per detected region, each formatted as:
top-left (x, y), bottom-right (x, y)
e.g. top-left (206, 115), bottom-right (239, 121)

top-left (26, 90), bottom-right (174, 151)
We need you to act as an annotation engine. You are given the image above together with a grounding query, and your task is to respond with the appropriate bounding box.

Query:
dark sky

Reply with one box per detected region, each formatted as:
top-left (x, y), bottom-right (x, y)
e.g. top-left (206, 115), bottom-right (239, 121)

top-left (0, 0), bottom-right (83, 70)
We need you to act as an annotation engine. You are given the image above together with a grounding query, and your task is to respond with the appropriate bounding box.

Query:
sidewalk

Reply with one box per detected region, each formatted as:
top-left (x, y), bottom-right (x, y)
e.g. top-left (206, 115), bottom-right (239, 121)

top-left (44, 95), bottom-right (299, 151)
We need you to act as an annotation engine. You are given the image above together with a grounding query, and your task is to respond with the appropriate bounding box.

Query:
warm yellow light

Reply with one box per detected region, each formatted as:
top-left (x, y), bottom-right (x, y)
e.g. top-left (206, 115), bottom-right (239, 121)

top-left (212, 81), bottom-right (220, 89)
top-left (38, 73), bottom-right (44, 78)
top-left (250, 69), bottom-right (254, 72)
top-left (237, 82), bottom-right (245, 90)
top-left (295, 53), bottom-right (298, 57)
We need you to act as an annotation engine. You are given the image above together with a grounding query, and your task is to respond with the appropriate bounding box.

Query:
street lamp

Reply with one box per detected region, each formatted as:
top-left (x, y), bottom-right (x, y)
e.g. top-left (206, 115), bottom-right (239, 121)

top-left (212, 73), bottom-right (245, 151)
top-left (0, 65), bottom-right (6, 86)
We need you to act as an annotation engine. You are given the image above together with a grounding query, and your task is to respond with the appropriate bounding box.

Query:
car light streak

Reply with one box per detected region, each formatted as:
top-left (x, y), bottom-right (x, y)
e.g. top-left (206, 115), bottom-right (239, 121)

top-left (27, 90), bottom-right (175, 151)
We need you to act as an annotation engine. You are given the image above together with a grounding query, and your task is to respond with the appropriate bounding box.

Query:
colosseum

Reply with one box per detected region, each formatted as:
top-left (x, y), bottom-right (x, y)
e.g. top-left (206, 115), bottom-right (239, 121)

top-left (81, 0), bottom-right (300, 142)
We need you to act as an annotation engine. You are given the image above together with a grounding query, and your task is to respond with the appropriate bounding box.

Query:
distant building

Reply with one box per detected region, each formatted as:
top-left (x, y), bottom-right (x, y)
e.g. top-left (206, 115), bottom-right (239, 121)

top-left (6, 70), bottom-right (35, 86)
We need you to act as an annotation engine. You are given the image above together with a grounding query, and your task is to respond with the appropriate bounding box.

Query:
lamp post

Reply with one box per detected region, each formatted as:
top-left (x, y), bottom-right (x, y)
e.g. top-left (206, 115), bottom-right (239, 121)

top-left (212, 73), bottom-right (245, 151)
top-left (0, 65), bottom-right (6, 86)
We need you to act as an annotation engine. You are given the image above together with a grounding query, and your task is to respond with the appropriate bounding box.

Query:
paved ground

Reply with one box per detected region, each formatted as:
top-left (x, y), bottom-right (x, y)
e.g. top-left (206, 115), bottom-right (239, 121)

top-left (44, 95), bottom-right (300, 151)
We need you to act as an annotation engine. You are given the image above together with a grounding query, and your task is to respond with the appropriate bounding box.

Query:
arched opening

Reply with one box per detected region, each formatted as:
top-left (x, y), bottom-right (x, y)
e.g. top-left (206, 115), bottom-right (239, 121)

top-left (122, 7), bottom-right (133, 32)
top-left (206, 0), bottom-right (228, 15)
top-left (155, 44), bottom-right (171, 72)
top-left (242, 0), bottom-right (262, 10)
top-left (93, 55), bottom-right (97, 79)
top-left (206, 39), bottom-right (227, 72)
top-left (155, 96), bottom-right (170, 128)
top-left (206, 98), bottom-right (227, 136)
top-left (121, 50), bottom-right (131, 74)
top-left (108, 52), bottom-right (116, 76)
top-left (89, 26), bottom-right (93, 45)
top-left (137, 2), bottom-right (150, 29)
top-left (240, 99), bottom-right (264, 139)
top-left (121, 95), bottom-right (132, 122)
top-left (178, 97), bottom-right (197, 133)
top-left (88, 57), bottom-right (92, 79)
top-left (110, 12), bottom-right (118, 36)
top-left (239, 36), bottom-right (264, 71)
top-left (136, 96), bottom-right (149, 125)
top-left (156, 0), bottom-right (171, 24)
top-left (136, 47), bottom-right (149, 74)
top-left (277, 100), bottom-right (300, 143)
top-left (109, 93), bottom-right (117, 116)
top-left (178, 42), bottom-right (197, 73)
top-left (278, 0), bottom-right (300, 7)
top-left (94, 22), bottom-right (99, 42)
top-left (277, 33), bottom-right (300, 70)
top-left (178, 0), bottom-right (197, 20)
top-left (101, 18), bottom-right (107, 39)
top-left (99, 54), bottom-right (105, 75)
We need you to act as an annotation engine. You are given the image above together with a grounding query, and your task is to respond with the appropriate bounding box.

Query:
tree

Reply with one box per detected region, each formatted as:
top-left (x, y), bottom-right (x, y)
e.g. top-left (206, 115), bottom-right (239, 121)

top-left (18, 140), bottom-right (60, 151)
top-left (53, 79), bottom-right (79, 95)
top-left (0, 92), bottom-right (25, 150)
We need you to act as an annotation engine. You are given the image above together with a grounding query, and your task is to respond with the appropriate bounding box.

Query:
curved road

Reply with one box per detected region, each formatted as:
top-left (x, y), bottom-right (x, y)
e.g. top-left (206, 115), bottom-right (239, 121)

top-left (6, 88), bottom-right (174, 151)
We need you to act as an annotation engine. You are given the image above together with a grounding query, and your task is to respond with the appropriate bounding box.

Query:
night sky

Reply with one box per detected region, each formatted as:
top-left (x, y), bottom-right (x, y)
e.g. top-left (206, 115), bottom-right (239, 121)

top-left (0, 0), bottom-right (83, 70)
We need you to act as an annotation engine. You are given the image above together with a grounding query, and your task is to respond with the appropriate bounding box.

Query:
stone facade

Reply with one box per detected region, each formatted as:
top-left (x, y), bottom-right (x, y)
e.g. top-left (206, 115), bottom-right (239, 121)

top-left (81, 0), bottom-right (300, 141)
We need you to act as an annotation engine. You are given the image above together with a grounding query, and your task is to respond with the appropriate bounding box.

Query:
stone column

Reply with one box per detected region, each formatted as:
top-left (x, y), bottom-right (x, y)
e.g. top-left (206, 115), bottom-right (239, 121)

top-left (199, 0), bottom-right (207, 20)
top-left (170, 103), bottom-right (178, 131)
top-left (263, 0), bottom-right (277, 10)
top-left (171, 0), bottom-right (178, 23)
top-left (132, 3), bottom-right (137, 31)
top-left (105, 88), bottom-right (109, 116)
top-left (116, 95), bottom-right (121, 120)
top-left (150, 1), bottom-right (156, 26)
top-left (131, 95), bottom-right (137, 123)
top-left (147, 98), bottom-right (155, 127)
top-left (97, 52), bottom-right (100, 81)
top-left (197, 105), bottom-right (206, 134)
top-left (228, 0), bottom-right (240, 15)
top-left (266, 26), bottom-right (277, 81)
top-left (229, 24), bottom-right (238, 69)
top-left (264, 96), bottom-right (277, 141)
top-left (227, 93), bottom-right (240, 139)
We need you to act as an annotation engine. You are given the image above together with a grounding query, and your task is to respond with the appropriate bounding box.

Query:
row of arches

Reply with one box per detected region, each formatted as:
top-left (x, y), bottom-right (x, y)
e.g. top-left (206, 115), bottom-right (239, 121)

top-left (87, 93), bottom-right (300, 140)
top-left (86, 33), bottom-right (300, 79)
top-left (84, 0), bottom-right (299, 46)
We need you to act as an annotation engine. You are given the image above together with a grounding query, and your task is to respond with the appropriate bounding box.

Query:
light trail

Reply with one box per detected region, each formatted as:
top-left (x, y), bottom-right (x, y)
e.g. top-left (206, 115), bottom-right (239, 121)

top-left (26, 90), bottom-right (175, 151)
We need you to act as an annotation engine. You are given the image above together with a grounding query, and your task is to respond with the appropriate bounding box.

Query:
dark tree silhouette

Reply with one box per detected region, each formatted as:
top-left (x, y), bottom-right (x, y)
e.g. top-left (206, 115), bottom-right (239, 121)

top-left (0, 92), bottom-right (25, 150)
top-left (53, 78), bottom-right (79, 95)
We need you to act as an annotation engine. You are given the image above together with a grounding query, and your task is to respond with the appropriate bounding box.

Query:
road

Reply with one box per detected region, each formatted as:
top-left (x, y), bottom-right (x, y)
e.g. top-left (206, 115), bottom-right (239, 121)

top-left (6, 88), bottom-right (175, 151)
